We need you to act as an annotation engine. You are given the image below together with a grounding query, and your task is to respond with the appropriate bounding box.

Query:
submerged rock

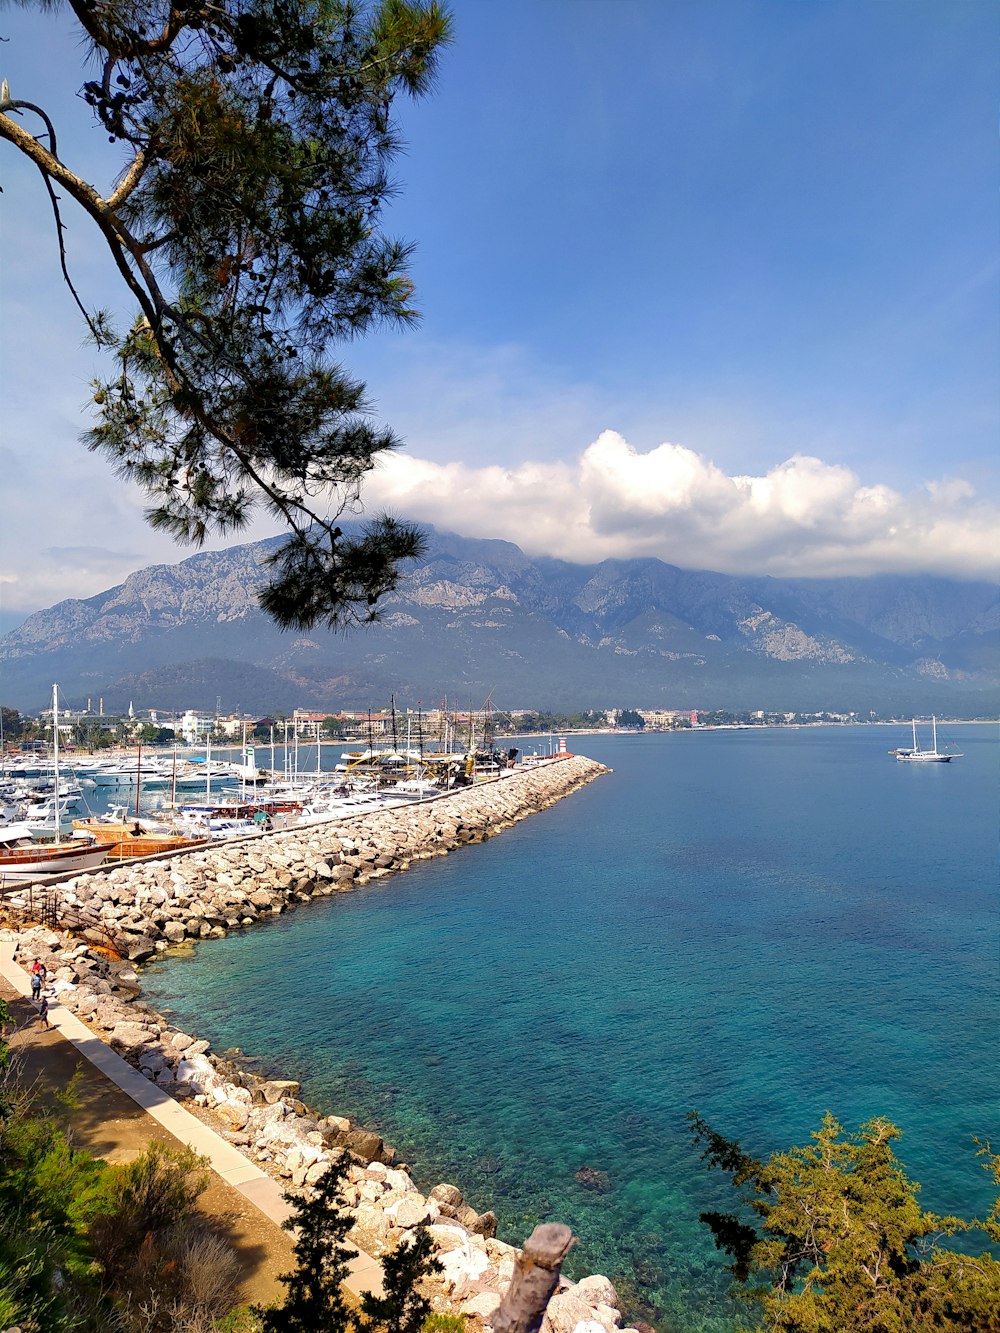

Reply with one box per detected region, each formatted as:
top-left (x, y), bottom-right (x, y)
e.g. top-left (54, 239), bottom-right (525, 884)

top-left (575, 1165), bottom-right (612, 1193)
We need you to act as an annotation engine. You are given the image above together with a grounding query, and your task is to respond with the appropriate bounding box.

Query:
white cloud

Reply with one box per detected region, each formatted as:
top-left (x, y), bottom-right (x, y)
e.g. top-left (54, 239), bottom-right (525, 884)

top-left (3, 421), bottom-right (996, 619)
top-left (365, 430), bottom-right (1000, 582)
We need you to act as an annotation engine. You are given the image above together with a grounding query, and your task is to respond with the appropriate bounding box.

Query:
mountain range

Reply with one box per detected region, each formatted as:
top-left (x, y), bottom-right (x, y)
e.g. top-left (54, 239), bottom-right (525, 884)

top-left (1, 528), bottom-right (997, 715)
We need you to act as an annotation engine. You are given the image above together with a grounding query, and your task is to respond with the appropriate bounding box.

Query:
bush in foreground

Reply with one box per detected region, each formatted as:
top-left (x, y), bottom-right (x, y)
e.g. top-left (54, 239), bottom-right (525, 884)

top-left (691, 1110), bottom-right (1000, 1331)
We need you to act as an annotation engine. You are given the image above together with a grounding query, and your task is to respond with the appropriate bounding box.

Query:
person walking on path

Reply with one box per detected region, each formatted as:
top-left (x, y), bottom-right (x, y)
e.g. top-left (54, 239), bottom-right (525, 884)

top-left (30, 967), bottom-right (42, 1002)
top-left (37, 995), bottom-right (50, 1030)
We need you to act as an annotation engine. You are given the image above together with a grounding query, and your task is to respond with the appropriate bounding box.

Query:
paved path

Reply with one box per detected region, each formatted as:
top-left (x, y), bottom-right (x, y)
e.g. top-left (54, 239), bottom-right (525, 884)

top-left (0, 941), bottom-right (385, 1300)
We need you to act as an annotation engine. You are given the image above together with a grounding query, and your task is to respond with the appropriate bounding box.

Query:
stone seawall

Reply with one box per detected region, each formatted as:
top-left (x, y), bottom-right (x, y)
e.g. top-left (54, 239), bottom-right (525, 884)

top-left (2, 756), bottom-right (638, 1333)
top-left (6, 754), bottom-right (607, 959)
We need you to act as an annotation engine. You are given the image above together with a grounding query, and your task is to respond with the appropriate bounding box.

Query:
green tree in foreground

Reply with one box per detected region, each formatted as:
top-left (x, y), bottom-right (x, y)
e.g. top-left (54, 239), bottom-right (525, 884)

top-left (690, 1110), bottom-right (1000, 1332)
top-left (260, 1156), bottom-right (442, 1333)
top-left (0, 1052), bottom-right (223, 1333)
top-left (0, 0), bottom-right (451, 631)
top-left (359, 1226), bottom-right (442, 1333)
top-left (261, 1159), bottom-right (356, 1333)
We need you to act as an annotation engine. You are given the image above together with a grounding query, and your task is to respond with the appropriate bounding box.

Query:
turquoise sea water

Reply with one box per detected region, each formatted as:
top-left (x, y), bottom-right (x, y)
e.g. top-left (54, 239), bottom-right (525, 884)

top-left (142, 724), bottom-right (999, 1331)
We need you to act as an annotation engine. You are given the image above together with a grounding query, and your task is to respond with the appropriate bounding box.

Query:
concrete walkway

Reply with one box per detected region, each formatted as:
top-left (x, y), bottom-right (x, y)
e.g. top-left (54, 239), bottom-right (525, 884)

top-left (0, 941), bottom-right (385, 1299)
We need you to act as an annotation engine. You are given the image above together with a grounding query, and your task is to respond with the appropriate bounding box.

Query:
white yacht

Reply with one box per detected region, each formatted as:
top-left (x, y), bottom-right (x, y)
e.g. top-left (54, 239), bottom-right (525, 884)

top-left (893, 717), bottom-right (962, 763)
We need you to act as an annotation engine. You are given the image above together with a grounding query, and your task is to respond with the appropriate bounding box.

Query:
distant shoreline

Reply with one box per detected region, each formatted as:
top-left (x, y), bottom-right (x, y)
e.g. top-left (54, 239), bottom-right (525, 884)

top-left (20, 717), bottom-right (994, 765)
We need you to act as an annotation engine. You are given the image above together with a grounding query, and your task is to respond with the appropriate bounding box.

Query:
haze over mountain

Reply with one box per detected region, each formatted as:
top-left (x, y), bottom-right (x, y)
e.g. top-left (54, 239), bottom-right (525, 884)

top-left (1, 528), bottom-right (997, 717)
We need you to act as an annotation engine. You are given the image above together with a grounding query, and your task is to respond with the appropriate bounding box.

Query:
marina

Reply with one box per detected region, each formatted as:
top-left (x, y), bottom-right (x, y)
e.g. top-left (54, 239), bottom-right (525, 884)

top-left (1, 703), bottom-right (539, 864)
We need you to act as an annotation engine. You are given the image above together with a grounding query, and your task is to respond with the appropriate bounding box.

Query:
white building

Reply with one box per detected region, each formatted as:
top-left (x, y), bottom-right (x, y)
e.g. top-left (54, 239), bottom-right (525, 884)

top-left (179, 710), bottom-right (217, 744)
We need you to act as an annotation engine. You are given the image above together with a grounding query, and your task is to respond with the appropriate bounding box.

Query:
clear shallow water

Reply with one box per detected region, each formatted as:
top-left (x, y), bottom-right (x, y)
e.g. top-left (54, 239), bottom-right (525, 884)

top-left (142, 725), bottom-right (999, 1331)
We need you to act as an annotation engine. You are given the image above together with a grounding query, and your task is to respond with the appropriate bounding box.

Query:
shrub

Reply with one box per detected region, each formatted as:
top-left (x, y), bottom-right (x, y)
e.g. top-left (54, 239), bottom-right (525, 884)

top-left (83, 1142), bottom-right (211, 1289)
top-left (422, 1314), bottom-right (466, 1333)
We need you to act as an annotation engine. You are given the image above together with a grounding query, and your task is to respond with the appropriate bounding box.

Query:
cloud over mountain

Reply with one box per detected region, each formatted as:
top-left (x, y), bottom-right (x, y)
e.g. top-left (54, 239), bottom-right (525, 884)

top-left (366, 431), bottom-right (999, 582)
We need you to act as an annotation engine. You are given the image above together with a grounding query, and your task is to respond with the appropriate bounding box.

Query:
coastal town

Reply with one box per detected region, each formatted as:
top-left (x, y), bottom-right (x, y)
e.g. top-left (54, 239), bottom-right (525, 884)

top-left (1, 696), bottom-right (941, 757)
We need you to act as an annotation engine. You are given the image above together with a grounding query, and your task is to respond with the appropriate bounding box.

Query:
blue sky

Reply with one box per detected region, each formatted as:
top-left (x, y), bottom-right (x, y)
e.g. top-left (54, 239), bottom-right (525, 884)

top-left (1, 0), bottom-right (998, 625)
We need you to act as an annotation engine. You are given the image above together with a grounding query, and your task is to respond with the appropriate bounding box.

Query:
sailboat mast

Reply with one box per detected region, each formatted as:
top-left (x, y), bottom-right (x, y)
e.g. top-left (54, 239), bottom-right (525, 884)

top-left (51, 683), bottom-right (60, 837)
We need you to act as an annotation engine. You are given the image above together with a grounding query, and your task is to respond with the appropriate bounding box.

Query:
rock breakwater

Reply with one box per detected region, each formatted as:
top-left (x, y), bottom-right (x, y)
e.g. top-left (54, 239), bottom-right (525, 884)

top-left (2, 757), bottom-right (640, 1333)
top-left (5, 756), bottom-right (607, 960)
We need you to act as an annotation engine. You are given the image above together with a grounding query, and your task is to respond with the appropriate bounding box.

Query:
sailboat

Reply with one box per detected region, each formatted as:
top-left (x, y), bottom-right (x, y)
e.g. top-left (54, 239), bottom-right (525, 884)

top-left (0, 685), bottom-right (112, 880)
top-left (893, 716), bottom-right (962, 763)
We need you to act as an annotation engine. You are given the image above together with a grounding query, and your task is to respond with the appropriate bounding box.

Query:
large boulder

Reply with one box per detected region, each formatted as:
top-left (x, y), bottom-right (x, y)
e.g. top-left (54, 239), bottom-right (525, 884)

top-left (468, 1209), bottom-right (498, 1239)
top-left (383, 1168), bottom-right (418, 1195)
top-left (138, 1048), bottom-right (170, 1076)
top-left (173, 1054), bottom-right (216, 1091)
top-left (122, 936), bottom-right (158, 963)
top-left (346, 1128), bottom-right (384, 1164)
top-left (575, 1276), bottom-right (620, 1311)
top-left (216, 1099), bottom-right (252, 1131)
top-left (461, 1292), bottom-right (503, 1322)
top-left (437, 1239), bottom-right (491, 1299)
top-left (430, 1183), bottom-right (464, 1209)
top-left (384, 1196), bottom-right (435, 1229)
top-left (426, 1224), bottom-right (470, 1255)
top-left (258, 1079), bottom-right (301, 1105)
top-left (543, 1293), bottom-right (608, 1333)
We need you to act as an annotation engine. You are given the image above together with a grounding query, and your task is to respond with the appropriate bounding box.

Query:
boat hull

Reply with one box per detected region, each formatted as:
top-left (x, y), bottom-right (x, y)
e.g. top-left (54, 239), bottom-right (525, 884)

top-left (0, 841), bottom-right (111, 879)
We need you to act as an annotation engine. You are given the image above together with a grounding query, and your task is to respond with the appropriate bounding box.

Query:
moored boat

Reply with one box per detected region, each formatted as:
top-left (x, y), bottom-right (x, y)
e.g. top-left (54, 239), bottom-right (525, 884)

top-left (892, 717), bottom-right (962, 763)
top-left (71, 814), bottom-right (210, 861)
top-left (0, 821), bottom-right (111, 879)
top-left (1, 685), bottom-right (114, 880)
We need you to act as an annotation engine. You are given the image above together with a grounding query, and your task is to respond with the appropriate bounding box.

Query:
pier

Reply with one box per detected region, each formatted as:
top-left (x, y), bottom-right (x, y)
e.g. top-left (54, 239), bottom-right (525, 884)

top-left (2, 754), bottom-right (609, 950)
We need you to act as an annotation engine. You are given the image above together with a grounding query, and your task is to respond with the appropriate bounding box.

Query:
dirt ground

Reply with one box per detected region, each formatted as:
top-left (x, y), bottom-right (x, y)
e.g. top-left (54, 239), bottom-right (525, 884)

top-left (0, 980), bottom-right (298, 1311)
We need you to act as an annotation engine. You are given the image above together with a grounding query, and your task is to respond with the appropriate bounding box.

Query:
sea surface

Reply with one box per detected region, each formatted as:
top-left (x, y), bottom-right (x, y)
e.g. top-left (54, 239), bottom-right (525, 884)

top-left (141, 724), bottom-right (999, 1331)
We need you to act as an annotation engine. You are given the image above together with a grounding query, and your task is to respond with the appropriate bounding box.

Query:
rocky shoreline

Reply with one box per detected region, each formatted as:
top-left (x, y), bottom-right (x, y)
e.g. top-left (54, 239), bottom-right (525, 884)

top-left (2, 756), bottom-right (643, 1333)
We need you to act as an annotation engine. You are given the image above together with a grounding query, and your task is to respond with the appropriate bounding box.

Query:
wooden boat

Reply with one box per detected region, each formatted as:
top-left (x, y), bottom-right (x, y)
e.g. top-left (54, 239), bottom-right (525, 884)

top-left (0, 822), bottom-right (111, 879)
top-left (71, 816), bottom-right (210, 861)
top-left (1, 686), bottom-right (112, 880)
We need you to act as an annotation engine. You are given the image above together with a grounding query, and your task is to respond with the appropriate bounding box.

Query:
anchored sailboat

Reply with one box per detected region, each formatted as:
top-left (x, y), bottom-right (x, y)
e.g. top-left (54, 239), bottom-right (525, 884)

top-left (893, 716), bottom-right (962, 763)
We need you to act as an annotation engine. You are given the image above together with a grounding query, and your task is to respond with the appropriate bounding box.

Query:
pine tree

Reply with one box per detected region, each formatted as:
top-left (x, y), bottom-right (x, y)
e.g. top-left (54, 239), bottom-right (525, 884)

top-left (690, 1111), bottom-right (1000, 1331)
top-left (0, 0), bottom-right (451, 629)
top-left (260, 1159), bottom-right (444, 1333)
top-left (359, 1226), bottom-right (442, 1333)
top-left (260, 1159), bottom-right (355, 1333)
